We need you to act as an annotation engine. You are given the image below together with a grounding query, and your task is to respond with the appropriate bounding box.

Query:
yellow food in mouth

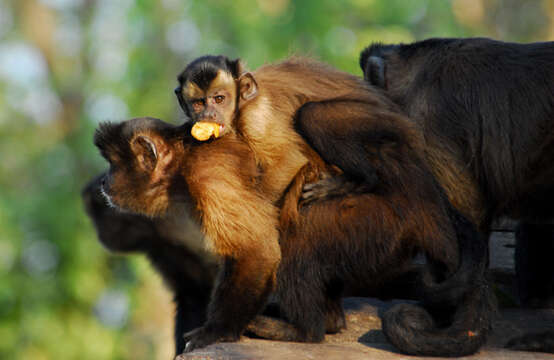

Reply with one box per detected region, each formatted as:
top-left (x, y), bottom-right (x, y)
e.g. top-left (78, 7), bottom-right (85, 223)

top-left (191, 122), bottom-right (222, 141)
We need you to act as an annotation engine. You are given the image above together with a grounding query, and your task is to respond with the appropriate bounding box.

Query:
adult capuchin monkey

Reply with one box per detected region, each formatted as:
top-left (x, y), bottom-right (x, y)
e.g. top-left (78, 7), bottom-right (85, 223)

top-left (95, 115), bottom-right (491, 358)
top-left (303, 38), bottom-right (554, 353)
top-left (166, 55), bottom-right (492, 356)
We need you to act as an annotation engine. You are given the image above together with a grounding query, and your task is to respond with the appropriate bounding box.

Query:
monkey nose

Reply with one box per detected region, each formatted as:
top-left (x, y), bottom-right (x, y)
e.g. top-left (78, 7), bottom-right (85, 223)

top-left (200, 114), bottom-right (216, 122)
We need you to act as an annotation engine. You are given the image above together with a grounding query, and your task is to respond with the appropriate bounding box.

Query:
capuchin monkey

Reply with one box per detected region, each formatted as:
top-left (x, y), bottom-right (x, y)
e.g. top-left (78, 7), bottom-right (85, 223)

top-left (94, 114), bottom-right (491, 357)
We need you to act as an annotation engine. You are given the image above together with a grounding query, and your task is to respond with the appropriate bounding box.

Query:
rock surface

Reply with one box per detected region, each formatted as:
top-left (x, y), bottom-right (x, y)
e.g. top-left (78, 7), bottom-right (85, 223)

top-left (177, 232), bottom-right (554, 360)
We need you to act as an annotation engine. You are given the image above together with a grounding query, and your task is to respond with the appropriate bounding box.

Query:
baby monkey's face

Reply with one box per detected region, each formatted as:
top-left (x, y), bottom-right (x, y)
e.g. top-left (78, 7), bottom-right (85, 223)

top-left (94, 117), bottom-right (186, 218)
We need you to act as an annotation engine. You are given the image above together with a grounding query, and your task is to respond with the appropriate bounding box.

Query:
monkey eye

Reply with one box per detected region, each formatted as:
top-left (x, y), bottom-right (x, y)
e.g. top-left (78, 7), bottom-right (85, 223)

top-left (214, 95), bottom-right (225, 104)
top-left (192, 99), bottom-right (204, 112)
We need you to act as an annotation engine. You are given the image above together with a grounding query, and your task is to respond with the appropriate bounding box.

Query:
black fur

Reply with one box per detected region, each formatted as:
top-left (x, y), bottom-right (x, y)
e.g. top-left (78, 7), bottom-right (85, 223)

top-left (361, 38), bottom-right (554, 220)
top-left (359, 37), bottom-right (554, 353)
top-left (515, 223), bottom-right (554, 308)
top-left (81, 174), bottom-right (216, 355)
top-left (362, 37), bottom-right (554, 351)
top-left (177, 55), bottom-right (241, 89)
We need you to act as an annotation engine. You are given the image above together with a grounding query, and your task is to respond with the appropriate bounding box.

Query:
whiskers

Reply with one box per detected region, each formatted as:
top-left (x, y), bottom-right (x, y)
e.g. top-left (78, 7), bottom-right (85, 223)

top-left (100, 185), bottom-right (118, 210)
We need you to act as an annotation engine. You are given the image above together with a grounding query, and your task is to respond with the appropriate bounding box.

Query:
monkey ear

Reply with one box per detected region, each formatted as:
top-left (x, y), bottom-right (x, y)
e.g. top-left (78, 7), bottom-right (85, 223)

top-left (131, 135), bottom-right (158, 172)
top-left (238, 72), bottom-right (258, 103)
top-left (365, 56), bottom-right (386, 89)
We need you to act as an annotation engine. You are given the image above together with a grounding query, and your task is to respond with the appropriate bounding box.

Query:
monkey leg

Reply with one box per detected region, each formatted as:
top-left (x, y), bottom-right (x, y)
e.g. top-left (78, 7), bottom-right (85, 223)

top-left (246, 315), bottom-right (305, 341)
top-left (174, 291), bottom-right (209, 354)
top-left (324, 297), bottom-right (346, 334)
top-left (246, 299), bottom-right (329, 342)
top-left (246, 298), bottom-right (345, 342)
top-left (295, 101), bottom-right (378, 186)
top-left (515, 222), bottom-right (554, 308)
top-left (273, 266), bottom-right (331, 342)
top-left (183, 254), bottom-right (278, 352)
top-left (248, 246), bottom-right (331, 343)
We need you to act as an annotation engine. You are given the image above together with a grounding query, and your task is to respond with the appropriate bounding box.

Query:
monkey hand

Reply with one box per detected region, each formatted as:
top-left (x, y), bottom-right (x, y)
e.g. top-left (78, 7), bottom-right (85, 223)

top-left (301, 174), bottom-right (372, 206)
top-left (191, 122), bottom-right (223, 141)
top-left (183, 325), bottom-right (240, 353)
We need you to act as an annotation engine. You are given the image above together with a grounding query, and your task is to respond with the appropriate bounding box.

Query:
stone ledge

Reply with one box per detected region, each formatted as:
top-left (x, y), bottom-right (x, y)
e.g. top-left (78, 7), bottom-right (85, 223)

top-left (177, 297), bottom-right (554, 360)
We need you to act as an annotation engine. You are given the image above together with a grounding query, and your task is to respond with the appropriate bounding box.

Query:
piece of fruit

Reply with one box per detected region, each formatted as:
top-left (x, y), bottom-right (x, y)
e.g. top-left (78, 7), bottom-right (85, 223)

top-left (191, 122), bottom-right (221, 141)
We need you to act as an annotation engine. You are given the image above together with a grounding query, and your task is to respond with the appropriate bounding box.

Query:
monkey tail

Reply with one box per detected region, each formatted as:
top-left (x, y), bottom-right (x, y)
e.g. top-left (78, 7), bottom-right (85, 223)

top-left (419, 209), bottom-right (489, 307)
top-left (382, 210), bottom-right (497, 357)
top-left (382, 280), bottom-right (495, 357)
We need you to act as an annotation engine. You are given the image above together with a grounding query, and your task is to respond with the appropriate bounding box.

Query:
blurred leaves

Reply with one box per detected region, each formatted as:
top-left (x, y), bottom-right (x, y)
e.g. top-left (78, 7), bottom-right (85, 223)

top-left (0, 0), bottom-right (551, 359)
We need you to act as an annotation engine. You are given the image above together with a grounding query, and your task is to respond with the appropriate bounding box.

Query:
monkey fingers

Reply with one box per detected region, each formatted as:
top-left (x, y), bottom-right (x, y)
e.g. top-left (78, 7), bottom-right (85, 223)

top-left (301, 174), bottom-right (370, 205)
top-left (183, 325), bottom-right (240, 353)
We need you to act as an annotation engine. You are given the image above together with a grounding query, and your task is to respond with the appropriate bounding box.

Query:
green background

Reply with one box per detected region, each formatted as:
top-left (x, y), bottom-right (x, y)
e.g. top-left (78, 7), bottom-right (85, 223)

top-left (0, 0), bottom-right (551, 359)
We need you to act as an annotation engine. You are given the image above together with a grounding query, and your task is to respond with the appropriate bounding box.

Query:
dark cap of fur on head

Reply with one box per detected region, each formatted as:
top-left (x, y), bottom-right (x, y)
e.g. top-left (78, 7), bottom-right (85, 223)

top-left (94, 117), bottom-right (179, 162)
top-left (94, 121), bottom-right (128, 162)
top-left (177, 55), bottom-right (242, 89)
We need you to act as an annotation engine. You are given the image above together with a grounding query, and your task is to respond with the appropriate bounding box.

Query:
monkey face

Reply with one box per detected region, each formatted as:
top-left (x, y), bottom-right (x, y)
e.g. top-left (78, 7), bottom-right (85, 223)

top-left (178, 69), bottom-right (237, 136)
top-left (94, 117), bottom-right (186, 217)
top-left (175, 55), bottom-right (258, 138)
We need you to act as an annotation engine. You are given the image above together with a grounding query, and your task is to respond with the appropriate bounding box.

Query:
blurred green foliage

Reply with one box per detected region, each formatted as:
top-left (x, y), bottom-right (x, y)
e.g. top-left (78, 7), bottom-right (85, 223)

top-left (0, 0), bottom-right (551, 359)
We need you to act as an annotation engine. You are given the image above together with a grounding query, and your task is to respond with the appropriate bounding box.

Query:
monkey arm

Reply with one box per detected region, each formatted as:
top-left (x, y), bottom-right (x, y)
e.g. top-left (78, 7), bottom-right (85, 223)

top-left (295, 100), bottom-right (422, 192)
top-left (184, 169), bottom-right (281, 352)
top-left (300, 174), bottom-right (369, 205)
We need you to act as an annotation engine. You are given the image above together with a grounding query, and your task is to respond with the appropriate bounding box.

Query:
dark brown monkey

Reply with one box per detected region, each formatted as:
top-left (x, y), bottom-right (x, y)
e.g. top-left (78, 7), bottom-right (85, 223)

top-left (302, 37), bottom-right (554, 354)
top-left (81, 174), bottom-right (217, 355)
top-left (94, 115), bottom-right (491, 357)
